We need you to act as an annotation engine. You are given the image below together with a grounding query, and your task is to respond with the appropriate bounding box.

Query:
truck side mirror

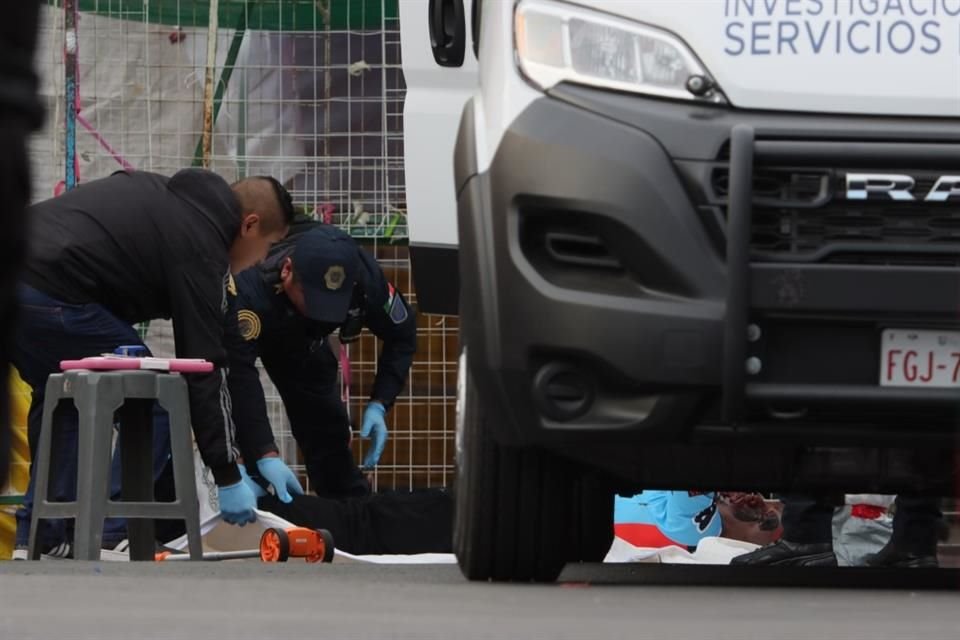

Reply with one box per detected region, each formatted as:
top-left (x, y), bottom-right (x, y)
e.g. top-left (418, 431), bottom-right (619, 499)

top-left (429, 0), bottom-right (466, 67)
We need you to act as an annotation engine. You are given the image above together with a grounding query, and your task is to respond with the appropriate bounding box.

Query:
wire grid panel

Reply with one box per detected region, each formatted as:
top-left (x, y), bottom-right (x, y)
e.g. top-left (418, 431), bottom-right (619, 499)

top-left (29, 1), bottom-right (454, 490)
top-left (346, 246), bottom-right (459, 492)
top-left (34, 2), bottom-right (217, 192)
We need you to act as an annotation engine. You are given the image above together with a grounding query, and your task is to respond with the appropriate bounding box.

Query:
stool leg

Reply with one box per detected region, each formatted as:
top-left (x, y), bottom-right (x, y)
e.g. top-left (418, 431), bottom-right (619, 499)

top-left (28, 377), bottom-right (65, 560)
top-left (158, 377), bottom-right (203, 561)
top-left (173, 449), bottom-right (204, 561)
top-left (173, 438), bottom-right (204, 562)
top-left (117, 399), bottom-right (155, 561)
top-left (73, 375), bottom-right (122, 561)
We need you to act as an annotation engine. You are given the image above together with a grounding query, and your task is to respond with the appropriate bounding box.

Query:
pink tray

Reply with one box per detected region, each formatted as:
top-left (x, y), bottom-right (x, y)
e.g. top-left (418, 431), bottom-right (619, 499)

top-left (60, 356), bottom-right (214, 373)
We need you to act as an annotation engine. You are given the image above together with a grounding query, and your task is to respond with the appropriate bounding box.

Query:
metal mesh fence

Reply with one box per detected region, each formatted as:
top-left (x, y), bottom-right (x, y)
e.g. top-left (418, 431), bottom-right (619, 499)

top-left (30, 0), bottom-right (456, 491)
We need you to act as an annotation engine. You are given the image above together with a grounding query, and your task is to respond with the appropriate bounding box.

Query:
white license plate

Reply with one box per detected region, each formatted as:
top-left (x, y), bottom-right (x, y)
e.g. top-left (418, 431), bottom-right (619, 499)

top-left (880, 329), bottom-right (960, 388)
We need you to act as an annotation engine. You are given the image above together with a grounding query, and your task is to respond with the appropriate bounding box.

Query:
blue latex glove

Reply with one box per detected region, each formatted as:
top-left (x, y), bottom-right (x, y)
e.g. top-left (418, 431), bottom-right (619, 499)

top-left (256, 456), bottom-right (305, 504)
top-left (237, 463), bottom-right (267, 499)
top-left (360, 401), bottom-right (388, 470)
top-left (218, 479), bottom-right (257, 526)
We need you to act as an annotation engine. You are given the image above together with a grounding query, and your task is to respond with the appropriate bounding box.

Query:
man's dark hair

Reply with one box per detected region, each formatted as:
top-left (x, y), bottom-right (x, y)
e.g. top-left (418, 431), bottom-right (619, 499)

top-left (231, 175), bottom-right (296, 233)
top-left (258, 175), bottom-right (296, 227)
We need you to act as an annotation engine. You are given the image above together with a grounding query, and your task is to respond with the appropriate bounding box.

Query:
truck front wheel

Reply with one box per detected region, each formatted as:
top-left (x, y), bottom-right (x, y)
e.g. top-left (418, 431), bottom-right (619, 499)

top-left (454, 350), bottom-right (611, 581)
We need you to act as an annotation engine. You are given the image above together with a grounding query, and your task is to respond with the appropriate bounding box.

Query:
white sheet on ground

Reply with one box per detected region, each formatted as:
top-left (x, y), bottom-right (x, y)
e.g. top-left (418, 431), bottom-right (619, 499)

top-left (102, 527), bottom-right (753, 565)
top-left (94, 439), bottom-right (458, 563)
top-left (97, 508), bottom-right (457, 564)
top-left (97, 444), bottom-right (752, 566)
top-left (166, 509), bottom-right (457, 564)
top-left (604, 536), bottom-right (759, 565)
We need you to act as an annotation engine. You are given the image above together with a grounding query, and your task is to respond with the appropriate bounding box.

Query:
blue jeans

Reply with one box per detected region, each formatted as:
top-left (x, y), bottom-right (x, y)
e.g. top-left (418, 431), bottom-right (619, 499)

top-left (12, 285), bottom-right (171, 550)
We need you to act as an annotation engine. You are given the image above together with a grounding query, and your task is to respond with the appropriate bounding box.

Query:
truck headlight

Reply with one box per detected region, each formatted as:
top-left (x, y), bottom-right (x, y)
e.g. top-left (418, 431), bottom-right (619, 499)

top-left (515, 0), bottom-right (725, 104)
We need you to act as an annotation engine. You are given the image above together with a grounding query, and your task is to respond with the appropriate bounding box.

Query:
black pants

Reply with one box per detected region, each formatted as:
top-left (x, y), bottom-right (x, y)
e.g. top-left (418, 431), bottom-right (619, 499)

top-left (266, 343), bottom-right (369, 499)
top-left (781, 494), bottom-right (941, 555)
top-left (257, 489), bottom-right (453, 556)
top-left (12, 286), bottom-right (174, 548)
top-left (287, 383), bottom-right (369, 499)
top-left (0, 0), bottom-right (43, 490)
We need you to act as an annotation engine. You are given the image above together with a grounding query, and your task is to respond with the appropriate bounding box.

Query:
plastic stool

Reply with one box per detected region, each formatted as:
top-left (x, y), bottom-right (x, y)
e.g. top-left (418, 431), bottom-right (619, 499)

top-left (28, 370), bottom-right (203, 561)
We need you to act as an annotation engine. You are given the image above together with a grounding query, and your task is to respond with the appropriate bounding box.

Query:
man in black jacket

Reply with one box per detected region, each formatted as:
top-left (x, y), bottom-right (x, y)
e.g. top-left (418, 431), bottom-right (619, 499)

top-left (12, 169), bottom-right (293, 555)
top-left (227, 220), bottom-right (417, 499)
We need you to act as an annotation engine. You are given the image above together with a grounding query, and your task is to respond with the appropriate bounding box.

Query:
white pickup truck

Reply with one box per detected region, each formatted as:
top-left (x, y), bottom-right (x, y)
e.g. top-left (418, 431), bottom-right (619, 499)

top-left (401, 0), bottom-right (960, 582)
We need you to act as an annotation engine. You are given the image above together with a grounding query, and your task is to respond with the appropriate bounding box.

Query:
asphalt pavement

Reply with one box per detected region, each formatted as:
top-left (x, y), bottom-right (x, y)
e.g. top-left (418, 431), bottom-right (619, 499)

top-left (0, 561), bottom-right (957, 639)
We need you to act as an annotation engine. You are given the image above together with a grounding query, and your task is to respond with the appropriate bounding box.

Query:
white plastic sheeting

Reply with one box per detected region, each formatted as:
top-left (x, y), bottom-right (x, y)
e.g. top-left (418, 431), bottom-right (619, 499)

top-left (31, 5), bottom-right (235, 196)
top-left (604, 536), bottom-right (760, 565)
top-left (30, 4), bottom-right (405, 226)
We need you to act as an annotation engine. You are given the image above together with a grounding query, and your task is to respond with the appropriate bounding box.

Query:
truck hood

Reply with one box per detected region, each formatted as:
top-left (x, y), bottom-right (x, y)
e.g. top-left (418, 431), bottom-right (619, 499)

top-left (582, 0), bottom-right (960, 117)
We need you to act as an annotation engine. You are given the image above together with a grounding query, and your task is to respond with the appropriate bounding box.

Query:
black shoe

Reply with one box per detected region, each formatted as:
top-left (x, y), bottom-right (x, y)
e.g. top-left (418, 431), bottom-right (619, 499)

top-left (864, 542), bottom-right (938, 569)
top-left (730, 539), bottom-right (838, 567)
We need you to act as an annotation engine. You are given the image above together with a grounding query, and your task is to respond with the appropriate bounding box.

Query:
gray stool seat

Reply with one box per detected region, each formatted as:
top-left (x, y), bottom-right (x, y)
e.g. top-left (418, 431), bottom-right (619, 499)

top-left (28, 370), bottom-right (203, 561)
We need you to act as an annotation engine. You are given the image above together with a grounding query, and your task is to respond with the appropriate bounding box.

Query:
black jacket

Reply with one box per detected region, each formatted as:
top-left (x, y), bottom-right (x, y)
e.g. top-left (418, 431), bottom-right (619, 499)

top-left (22, 169), bottom-right (242, 484)
top-left (226, 219), bottom-right (417, 461)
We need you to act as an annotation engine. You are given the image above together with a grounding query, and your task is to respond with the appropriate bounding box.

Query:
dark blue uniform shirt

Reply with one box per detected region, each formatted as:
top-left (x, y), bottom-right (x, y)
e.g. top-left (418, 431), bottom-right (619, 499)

top-left (225, 220), bottom-right (417, 462)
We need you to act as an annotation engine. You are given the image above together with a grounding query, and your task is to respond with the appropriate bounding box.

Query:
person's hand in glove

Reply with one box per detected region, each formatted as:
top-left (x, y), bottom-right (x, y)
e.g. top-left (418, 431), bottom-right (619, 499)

top-left (255, 455), bottom-right (304, 504)
top-left (218, 478), bottom-right (257, 526)
top-left (360, 401), bottom-right (388, 470)
top-left (238, 463), bottom-right (267, 499)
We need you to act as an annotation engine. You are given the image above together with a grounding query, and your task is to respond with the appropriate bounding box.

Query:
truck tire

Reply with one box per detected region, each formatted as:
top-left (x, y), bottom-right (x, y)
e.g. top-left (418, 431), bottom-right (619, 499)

top-left (568, 474), bottom-right (614, 563)
top-left (454, 350), bottom-right (572, 582)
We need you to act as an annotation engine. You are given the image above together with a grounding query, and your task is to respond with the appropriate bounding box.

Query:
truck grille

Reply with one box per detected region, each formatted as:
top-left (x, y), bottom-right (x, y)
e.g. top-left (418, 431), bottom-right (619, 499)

top-left (711, 168), bottom-right (960, 265)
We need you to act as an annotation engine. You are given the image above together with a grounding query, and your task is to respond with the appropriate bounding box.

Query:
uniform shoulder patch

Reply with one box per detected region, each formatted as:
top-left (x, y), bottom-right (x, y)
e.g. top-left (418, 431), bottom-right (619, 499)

top-left (387, 291), bottom-right (408, 325)
top-left (382, 283), bottom-right (408, 325)
top-left (237, 309), bottom-right (262, 341)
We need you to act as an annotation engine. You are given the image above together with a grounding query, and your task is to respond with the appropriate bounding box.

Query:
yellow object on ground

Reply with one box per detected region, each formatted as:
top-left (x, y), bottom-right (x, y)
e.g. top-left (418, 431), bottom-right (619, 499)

top-left (1, 368), bottom-right (32, 559)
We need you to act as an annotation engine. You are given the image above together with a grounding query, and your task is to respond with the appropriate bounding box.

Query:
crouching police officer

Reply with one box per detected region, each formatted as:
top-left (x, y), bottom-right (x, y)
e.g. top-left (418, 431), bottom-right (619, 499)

top-left (226, 219), bottom-right (417, 499)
